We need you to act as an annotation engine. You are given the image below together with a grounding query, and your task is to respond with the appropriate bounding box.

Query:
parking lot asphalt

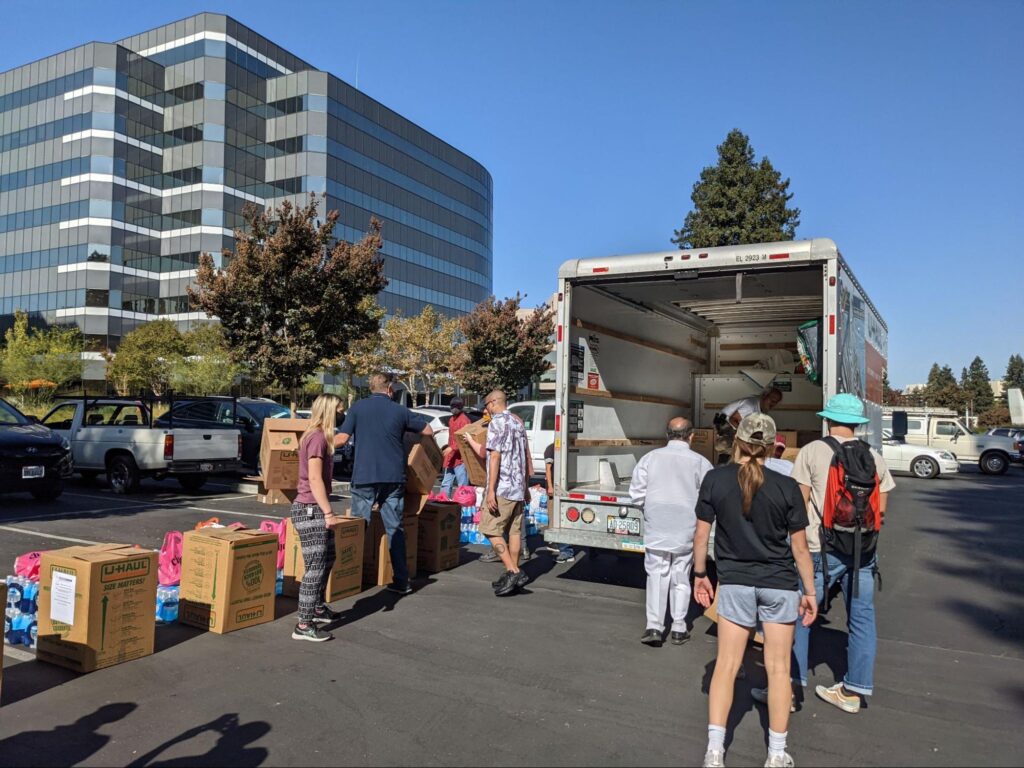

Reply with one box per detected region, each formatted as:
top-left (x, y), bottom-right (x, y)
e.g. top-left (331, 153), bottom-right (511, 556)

top-left (1, 467), bottom-right (1023, 767)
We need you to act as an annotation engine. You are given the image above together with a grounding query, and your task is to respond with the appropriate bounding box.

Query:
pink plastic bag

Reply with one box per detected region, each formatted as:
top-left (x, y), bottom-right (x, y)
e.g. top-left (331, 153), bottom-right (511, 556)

top-left (158, 531), bottom-right (183, 586)
top-left (14, 551), bottom-right (46, 581)
top-left (452, 485), bottom-right (477, 507)
top-left (260, 519), bottom-right (287, 570)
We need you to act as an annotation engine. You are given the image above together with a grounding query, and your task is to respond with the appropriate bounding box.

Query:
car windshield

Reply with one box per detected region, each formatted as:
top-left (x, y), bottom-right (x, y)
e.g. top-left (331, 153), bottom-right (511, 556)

top-left (0, 399), bottom-right (29, 426)
top-left (244, 402), bottom-right (291, 422)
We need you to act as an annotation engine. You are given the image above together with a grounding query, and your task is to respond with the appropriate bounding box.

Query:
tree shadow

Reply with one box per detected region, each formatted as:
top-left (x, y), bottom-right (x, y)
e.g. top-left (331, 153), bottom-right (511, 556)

top-left (126, 713), bottom-right (269, 767)
top-left (0, 701), bottom-right (137, 767)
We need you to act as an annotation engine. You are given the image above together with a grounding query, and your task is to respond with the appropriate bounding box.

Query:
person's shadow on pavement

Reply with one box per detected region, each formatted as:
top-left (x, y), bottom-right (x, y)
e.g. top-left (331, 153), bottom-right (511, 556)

top-left (126, 713), bottom-right (270, 767)
top-left (0, 701), bottom-right (137, 767)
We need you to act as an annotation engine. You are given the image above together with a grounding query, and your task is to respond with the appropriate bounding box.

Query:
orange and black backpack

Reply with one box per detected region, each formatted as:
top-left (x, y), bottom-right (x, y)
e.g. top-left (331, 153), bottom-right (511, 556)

top-left (817, 436), bottom-right (882, 607)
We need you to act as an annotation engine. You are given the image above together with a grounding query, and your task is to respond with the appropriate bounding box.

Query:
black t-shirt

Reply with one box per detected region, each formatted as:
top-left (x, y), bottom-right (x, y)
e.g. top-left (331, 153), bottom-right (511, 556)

top-left (696, 463), bottom-right (808, 590)
top-left (544, 443), bottom-right (554, 465)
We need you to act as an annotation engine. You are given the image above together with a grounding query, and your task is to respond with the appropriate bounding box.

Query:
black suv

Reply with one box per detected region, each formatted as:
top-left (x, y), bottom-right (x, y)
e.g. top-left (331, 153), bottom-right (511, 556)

top-left (0, 398), bottom-right (72, 500)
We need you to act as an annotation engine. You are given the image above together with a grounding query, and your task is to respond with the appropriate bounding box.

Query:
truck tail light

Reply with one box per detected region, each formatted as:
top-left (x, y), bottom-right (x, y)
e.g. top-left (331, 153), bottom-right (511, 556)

top-left (829, 315), bottom-right (836, 335)
top-left (164, 435), bottom-right (174, 460)
top-left (566, 506), bottom-right (580, 523)
top-left (581, 508), bottom-right (596, 524)
top-left (555, 414), bottom-right (561, 432)
top-left (238, 435), bottom-right (243, 459)
top-left (557, 324), bottom-right (563, 342)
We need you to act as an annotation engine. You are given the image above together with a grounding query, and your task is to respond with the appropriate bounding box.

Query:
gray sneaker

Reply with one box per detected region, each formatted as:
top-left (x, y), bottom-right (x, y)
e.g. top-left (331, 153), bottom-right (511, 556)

top-left (479, 550), bottom-right (501, 563)
top-left (764, 753), bottom-right (794, 767)
top-left (751, 687), bottom-right (797, 712)
top-left (703, 749), bottom-right (726, 767)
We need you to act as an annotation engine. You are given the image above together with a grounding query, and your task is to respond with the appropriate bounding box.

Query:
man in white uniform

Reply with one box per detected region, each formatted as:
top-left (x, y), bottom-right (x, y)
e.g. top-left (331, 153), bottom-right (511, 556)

top-left (714, 388), bottom-right (783, 464)
top-left (630, 417), bottom-right (713, 647)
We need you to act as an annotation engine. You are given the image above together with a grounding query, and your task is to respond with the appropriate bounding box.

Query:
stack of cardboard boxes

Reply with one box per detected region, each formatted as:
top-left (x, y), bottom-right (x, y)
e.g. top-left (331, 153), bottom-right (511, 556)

top-left (454, 419), bottom-right (489, 487)
top-left (283, 516), bottom-right (364, 601)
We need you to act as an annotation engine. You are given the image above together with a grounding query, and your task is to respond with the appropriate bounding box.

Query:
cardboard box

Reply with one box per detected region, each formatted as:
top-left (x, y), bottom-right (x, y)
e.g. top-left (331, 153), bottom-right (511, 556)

top-left (363, 510), bottom-right (419, 587)
top-left (404, 431), bottom-right (443, 493)
top-left (259, 418), bottom-right (308, 490)
top-left (256, 481), bottom-right (297, 506)
top-left (455, 419), bottom-right (489, 487)
top-left (179, 528), bottom-right (277, 634)
top-left (418, 501), bottom-right (461, 573)
top-left (37, 544), bottom-right (157, 673)
top-left (781, 447), bottom-right (801, 462)
top-left (282, 516), bottom-right (365, 601)
top-left (775, 431), bottom-right (799, 451)
top-left (690, 428), bottom-right (716, 463)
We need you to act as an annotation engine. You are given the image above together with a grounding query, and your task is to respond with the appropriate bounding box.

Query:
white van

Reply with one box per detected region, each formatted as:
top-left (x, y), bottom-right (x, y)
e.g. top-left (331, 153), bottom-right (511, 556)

top-left (506, 400), bottom-right (556, 469)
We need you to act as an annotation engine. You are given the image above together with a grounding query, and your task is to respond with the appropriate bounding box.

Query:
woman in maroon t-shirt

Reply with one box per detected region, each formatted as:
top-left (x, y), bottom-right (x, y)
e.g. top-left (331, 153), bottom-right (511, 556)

top-left (291, 393), bottom-right (345, 642)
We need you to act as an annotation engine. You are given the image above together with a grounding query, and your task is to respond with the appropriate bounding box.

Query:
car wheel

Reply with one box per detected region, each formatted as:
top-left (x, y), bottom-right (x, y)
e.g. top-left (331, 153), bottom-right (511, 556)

top-left (30, 479), bottom-right (64, 502)
top-left (979, 452), bottom-right (1009, 475)
top-left (178, 475), bottom-right (207, 494)
top-left (107, 455), bottom-right (141, 494)
top-left (911, 456), bottom-right (939, 479)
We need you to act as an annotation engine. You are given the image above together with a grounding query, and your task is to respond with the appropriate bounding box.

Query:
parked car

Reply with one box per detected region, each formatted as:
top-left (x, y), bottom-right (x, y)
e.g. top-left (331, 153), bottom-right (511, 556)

top-left (40, 398), bottom-right (242, 493)
top-left (986, 427), bottom-right (1024, 441)
top-left (154, 397), bottom-right (291, 472)
top-left (505, 400), bottom-right (556, 468)
top-left (410, 407), bottom-right (454, 450)
top-left (0, 398), bottom-right (72, 500)
top-left (881, 439), bottom-right (959, 479)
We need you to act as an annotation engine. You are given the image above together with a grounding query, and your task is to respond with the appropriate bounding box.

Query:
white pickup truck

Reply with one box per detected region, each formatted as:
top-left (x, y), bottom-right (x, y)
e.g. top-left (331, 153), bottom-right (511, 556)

top-left (39, 398), bottom-right (243, 493)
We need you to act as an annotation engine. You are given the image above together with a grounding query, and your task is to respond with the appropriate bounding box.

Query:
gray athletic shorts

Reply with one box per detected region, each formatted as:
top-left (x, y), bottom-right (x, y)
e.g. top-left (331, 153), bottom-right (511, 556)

top-left (717, 584), bottom-right (799, 627)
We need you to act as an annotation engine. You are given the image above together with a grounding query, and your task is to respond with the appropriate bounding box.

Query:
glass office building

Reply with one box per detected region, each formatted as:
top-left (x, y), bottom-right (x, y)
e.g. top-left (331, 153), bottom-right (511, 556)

top-left (0, 13), bottom-right (492, 382)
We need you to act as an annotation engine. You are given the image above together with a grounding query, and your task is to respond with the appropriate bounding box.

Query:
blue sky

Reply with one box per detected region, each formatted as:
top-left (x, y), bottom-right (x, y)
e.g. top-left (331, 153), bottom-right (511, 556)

top-left (2, 1), bottom-right (1021, 387)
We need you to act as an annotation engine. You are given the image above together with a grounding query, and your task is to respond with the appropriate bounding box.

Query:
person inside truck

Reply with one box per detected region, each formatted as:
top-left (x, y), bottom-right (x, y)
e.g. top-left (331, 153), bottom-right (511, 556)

top-left (714, 388), bottom-right (784, 464)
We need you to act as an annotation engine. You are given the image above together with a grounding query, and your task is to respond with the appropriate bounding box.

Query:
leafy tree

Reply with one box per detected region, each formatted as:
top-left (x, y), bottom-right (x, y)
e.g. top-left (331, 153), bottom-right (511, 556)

top-left (379, 306), bottom-right (463, 404)
top-left (169, 323), bottom-right (243, 395)
top-left (336, 297), bottom-right (387, 405)
top-left (104, 320), bottom-right (187, 396)
top-left (459, 295), bottom-right (553, 397)
top-left (0, 310), bottom-right (83, 409)
top-left (190, 196), bottom-right (387, 409)
top-left (963, 356), bottom-right (994, 412)
top-left (672, 129), bottom-right (800, 249)
top-left (977, 406), bottom-right (1010, 430)
top-left (923, 363), bottom-right (965, 411)
top-left (1002, 353), bottom-right (1024, 402)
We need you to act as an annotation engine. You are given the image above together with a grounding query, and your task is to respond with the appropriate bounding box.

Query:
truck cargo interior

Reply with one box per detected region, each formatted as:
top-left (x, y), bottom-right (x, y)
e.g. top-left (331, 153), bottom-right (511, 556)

top-left (566, 264), bottom-right (825, 491)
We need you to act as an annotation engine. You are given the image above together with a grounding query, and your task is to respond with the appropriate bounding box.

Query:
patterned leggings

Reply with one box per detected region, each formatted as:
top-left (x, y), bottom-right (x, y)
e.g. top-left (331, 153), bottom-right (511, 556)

top-left (290, 503), bottom-right (336, 624)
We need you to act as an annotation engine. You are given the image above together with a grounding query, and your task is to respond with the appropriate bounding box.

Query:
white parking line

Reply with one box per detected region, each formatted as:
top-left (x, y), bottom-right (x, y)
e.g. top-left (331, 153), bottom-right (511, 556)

top-left (0, 524), bottom-right (101, 545)
top-left (6, 502), bottom-right (165, 522)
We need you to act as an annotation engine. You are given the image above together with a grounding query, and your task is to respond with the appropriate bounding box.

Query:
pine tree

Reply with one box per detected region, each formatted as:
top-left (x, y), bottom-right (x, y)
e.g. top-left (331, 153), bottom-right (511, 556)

top-left (964, 356), bottom-right (994, 412)
top-left (672, 129), bottom-right (800, 249)
top-left (1002, 353), bottom-right (1024, 402)
top-left (924, 363), bottom-right (965, 411)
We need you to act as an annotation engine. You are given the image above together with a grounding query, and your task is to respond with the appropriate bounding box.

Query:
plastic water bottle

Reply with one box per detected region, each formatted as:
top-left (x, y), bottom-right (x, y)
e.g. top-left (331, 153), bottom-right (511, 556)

top-left (7, 609), bottom-right (25, 646)
top-left (155, 586), bottom-right (180, 623)
top-left (4, 607), bottom-right (13, 643)
top-left (275, 569), bottom-right (284, 596)
top-left (7, 577), bottom-right (24, 610)
top-left (13, 612), bottom-right (32, 647)
top-left (20, 580), bottom-right (38, 614)
top-left (28, 620), bottom-right (38, 649)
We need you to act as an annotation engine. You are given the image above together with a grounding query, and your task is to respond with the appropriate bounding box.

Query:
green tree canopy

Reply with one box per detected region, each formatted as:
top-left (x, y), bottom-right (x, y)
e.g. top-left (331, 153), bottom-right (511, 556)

top-left (0, 310), bottom-right (83, 409)
top-left (459, 295), bottom-right (553, 397)
top-left (105, 320), bottom-right (187, 396)
top-left (672, 129), bottom-right (801, 249)
top-left (169, 323), bottom-right (243, 396)
top-left (924, 363), bottom-right (965, 411)
top-left (1003, 353), bottom-right (1024, 402)
top-left (963, 356), bottom-right (994, 412)
top-left (190, 196), bottom-right (387, 407)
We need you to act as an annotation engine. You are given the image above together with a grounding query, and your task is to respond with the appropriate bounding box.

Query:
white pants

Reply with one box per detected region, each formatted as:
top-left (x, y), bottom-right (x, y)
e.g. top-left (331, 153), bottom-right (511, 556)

top-left (644, 548), bottom-right (693, 633)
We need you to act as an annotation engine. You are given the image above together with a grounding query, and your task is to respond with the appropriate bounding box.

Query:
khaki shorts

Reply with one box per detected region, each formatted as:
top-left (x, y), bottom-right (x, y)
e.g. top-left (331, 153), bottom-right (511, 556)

top-left (479, 496), bottom-right (525, 539)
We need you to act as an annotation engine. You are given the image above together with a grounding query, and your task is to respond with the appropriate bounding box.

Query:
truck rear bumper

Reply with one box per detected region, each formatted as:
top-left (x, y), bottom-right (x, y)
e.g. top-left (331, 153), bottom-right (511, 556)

top-left (167, 459), bottom-right (244, 475)
top-left (543, 527), bottom-right (646, 553)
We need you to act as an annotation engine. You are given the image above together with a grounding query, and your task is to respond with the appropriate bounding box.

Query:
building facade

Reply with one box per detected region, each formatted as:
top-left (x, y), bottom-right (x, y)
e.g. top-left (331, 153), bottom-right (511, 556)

top-left (0, 13), bottom-right (492, 382)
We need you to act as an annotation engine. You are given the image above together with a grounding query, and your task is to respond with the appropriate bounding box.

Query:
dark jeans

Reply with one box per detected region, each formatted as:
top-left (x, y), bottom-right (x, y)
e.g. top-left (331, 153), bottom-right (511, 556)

top-left (350, 483), bottom-right (408, 586)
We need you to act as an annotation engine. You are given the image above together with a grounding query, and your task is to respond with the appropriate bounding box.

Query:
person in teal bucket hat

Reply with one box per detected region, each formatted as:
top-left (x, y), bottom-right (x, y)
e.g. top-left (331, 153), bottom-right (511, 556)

top-left (750, 392), bottom-right (896, 718)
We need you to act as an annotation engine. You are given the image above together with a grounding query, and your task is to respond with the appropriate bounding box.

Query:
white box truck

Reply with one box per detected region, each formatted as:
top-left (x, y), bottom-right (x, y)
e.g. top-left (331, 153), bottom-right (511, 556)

top-left (545, 238), bottom-right (887, 553)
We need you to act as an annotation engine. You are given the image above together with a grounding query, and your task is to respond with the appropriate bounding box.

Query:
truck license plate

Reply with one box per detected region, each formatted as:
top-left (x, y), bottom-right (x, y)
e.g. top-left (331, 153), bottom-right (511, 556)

top-left (607, 515), bottom-right (640, 535)
top-left (200, 463), bottom-right (214, 472)
top-left (22, 466), bottom-right (44, 479)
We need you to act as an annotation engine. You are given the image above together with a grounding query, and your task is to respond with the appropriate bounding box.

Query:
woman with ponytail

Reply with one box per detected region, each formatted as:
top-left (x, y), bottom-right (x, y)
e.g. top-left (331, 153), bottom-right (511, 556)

top-left (290, 393), bottom-right (346, 643)
top-left (691, 414), bottom-right (817, 768)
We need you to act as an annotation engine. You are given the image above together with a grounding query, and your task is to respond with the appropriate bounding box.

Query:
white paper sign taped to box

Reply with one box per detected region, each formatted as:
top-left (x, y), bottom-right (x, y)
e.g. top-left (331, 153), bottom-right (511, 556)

top-left (50, 571), bottom-right (76, 625)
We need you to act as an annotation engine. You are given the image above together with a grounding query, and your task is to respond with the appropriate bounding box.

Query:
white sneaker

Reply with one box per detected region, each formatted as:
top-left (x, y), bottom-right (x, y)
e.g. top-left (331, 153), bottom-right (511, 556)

top-left (815, 683), bottom-right (861, 713)
top-left (764, 753), bottom-right (794, 767)
top-left (703, 749), bottom-right (726, 767)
